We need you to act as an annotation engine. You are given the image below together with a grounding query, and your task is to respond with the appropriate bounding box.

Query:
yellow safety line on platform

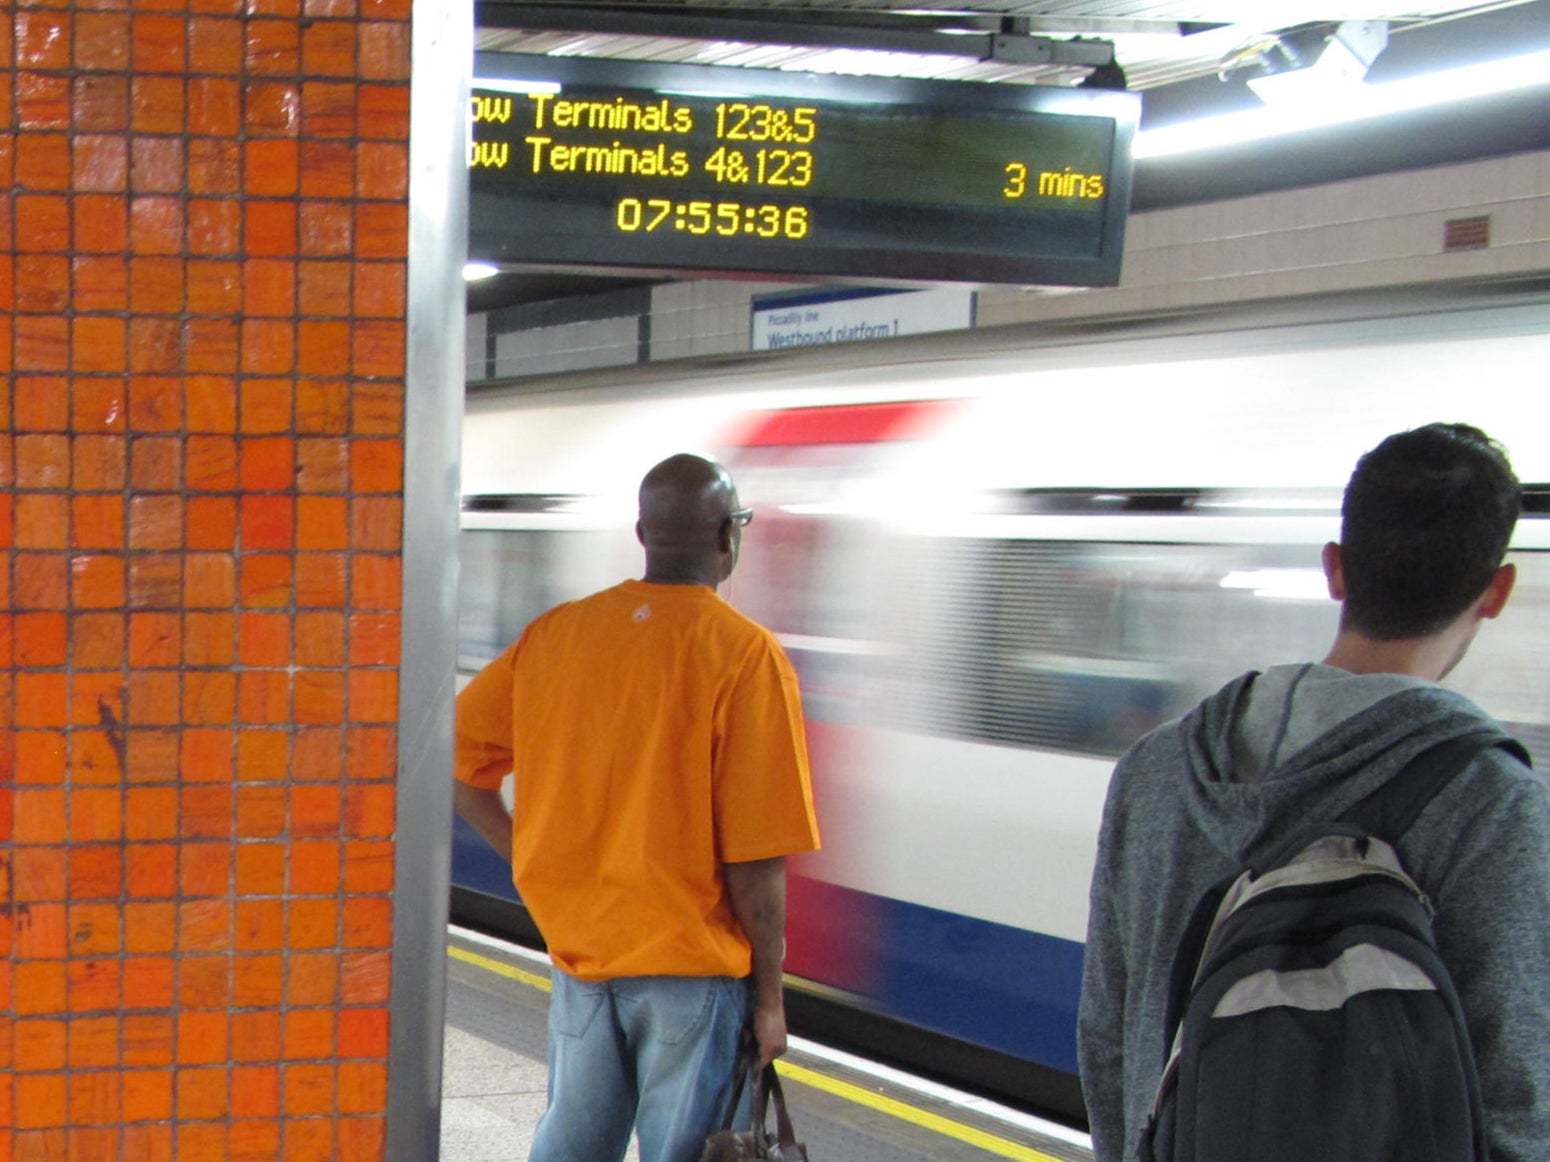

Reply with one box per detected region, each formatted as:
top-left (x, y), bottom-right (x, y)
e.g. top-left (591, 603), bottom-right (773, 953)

top-left (448, 944), bottom-right (1068, 1162)
top-left (774, 1060), bottom-right (1066, 1162)
top-left (449, 944), bottom-right (552, 992)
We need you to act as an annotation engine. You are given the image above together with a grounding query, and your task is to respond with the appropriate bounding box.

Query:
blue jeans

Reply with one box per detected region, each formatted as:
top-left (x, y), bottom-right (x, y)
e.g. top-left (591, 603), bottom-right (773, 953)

top-left (529, 970), bottom-right (753, 1162)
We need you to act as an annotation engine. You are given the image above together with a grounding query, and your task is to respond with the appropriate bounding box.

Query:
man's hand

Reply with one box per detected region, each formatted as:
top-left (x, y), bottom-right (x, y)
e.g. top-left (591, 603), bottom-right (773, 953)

top-left (749, 1001), bottom-right (788, 1067)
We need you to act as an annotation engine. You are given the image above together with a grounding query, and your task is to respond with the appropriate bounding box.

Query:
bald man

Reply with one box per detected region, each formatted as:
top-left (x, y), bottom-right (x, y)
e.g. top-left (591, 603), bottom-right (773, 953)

top-left (454, 454), bottom-right (821, 1162)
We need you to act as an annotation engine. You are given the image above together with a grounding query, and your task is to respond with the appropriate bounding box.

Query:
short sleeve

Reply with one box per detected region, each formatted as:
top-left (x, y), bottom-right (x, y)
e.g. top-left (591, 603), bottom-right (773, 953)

top-left (454, 641), bottom-right (518, 789)
top-left (713, 636), bottom-right (821, 863)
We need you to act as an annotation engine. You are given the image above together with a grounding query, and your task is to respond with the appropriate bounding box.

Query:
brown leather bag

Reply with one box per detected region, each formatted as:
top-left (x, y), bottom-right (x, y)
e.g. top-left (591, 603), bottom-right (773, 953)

top-left (698, 1058), bottom-right (810, 1162)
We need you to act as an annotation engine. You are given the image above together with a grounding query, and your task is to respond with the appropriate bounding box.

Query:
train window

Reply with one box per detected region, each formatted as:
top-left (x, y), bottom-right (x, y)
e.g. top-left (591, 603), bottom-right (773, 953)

top-left (456, 529), bottom-right (569, 671)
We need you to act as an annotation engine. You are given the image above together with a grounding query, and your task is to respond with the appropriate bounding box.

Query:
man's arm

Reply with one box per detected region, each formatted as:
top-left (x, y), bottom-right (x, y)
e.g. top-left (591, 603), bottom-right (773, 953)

top-left (725, 856), bottom-right (788, 1066)
top-left (454, 781), bottom-right (513, 865)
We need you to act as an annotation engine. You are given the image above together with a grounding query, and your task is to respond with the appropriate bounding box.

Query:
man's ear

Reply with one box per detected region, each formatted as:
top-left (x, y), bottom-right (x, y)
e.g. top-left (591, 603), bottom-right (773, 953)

top-left (636, 520), bottom-right (645, 547)
top-left (717, 517), bottom-right (734, 554)
top-left (1479, 561), bottom-right (1516, 620)
top-left (1322, 542), bottom-right (1346, 601)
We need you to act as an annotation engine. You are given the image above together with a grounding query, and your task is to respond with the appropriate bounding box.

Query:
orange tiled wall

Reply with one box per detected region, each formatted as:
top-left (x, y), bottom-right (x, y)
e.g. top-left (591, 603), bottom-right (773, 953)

top-left (2, 0), bottom-right (411, 1157)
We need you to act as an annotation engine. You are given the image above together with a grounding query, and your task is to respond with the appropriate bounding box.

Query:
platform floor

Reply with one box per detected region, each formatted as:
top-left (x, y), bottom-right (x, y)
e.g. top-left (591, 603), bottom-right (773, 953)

top-left (438, 927), bottom-right (1092, 1162)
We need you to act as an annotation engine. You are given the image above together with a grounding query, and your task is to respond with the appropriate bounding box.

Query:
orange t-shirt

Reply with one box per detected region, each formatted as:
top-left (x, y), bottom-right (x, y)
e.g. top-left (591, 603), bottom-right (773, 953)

top-left (454, 579), bottom-right (821, 981)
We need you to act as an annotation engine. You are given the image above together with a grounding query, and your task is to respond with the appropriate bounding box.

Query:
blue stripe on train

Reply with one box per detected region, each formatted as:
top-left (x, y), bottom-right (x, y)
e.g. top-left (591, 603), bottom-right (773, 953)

top-left (451, 817), bottom-right (1083, 1076)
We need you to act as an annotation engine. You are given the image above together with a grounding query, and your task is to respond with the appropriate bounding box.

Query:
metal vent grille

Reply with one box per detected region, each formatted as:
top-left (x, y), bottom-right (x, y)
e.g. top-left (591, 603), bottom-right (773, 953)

top-left (1444, 215), bottom-right (1491, 251)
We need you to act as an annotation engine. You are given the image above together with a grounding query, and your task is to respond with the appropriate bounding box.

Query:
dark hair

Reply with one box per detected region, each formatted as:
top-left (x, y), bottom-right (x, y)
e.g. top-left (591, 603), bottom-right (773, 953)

top-left (1340, 423), bottom-right (1521, 640)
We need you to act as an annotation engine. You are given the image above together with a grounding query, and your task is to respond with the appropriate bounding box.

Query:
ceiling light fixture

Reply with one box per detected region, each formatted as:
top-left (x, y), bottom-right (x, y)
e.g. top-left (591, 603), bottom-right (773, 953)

top-left (1134, 46), bottom-right (1550, 160)
top-left (462, 262), bottom-right (501, 281)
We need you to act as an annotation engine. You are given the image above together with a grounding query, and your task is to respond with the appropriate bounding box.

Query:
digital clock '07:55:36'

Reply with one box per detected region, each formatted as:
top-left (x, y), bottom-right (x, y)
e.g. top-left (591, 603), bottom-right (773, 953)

top-left (615, 197), bottom-right (811, 239)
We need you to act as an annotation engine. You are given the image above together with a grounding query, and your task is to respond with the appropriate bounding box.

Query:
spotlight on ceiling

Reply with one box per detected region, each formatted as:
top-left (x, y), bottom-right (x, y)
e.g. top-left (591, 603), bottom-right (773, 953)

top-left (463, 262), bottom-right (501, 282)
top-left (1220, 20), bottom-right (1388, 108)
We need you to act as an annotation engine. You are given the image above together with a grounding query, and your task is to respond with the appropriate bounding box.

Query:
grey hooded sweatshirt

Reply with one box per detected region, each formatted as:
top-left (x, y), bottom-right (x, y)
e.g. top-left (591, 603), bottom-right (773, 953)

top-left (1078, 663), bottom-right (1550, 1162)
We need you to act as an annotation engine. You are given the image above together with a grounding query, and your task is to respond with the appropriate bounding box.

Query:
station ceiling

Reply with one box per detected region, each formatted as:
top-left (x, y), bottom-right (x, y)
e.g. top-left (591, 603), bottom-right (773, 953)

top-left (467, 0), bottom-right (1550, 309)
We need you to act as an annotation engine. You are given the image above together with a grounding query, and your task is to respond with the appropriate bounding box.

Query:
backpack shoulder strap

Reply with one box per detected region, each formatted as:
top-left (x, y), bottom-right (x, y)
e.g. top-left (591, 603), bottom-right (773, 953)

top-left (1342, 732), bottom-right (1531, 846)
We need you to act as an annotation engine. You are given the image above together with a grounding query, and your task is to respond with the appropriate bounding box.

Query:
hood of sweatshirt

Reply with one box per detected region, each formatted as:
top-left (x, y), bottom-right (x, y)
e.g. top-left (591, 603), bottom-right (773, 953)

top-left (1174, 662), bottom-right (1515, 865)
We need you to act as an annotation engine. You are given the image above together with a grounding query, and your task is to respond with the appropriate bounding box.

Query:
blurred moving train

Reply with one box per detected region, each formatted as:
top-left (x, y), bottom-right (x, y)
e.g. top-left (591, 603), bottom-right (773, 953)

top-left (450, 282), bottom-right (1550, 1122)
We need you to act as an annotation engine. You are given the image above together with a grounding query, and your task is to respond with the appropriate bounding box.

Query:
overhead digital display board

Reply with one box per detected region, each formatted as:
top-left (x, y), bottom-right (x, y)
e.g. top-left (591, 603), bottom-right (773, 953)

top-left (469, 53), bottom-right (1140, 287)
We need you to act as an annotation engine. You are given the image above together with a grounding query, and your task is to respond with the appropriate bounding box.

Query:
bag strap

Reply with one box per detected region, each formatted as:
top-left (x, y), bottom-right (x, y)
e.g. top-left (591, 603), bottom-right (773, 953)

top-left (757, 1064), bottom-right (800, 1149)
top-left (1341, 731), bottom-right (1530, 845)
top-left (715, 1053), bottom-right (761, 1133)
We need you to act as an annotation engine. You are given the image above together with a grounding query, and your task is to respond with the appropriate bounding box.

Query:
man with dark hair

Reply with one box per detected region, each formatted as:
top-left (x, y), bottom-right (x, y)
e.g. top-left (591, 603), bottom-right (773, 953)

top-left (1079, 424), bottom-right (1550, 1161)
top-left (454, 453), bottom-right (821, 1162)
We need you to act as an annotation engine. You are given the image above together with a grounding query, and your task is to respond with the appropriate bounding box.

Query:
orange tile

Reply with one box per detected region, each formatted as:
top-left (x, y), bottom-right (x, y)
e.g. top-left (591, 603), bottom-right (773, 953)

top-left (184, 553), bottom-right (237, 609)
top-left (238, 612), bottom-right (290, 668)
top-left (75, 12), bottom-right (131, 71)
top-left (67, 788), bottom-right (123, 843)
top-left (68, 846), bottom-right (123, 901)
top-left (127, 611), bottom-right (180, 667)
top-left (176, 1066), bottom-right (229, 1120)
top-left (237, 670), bottom-right (291, 725)
top-left (336, 1061), bottom-right (387, 1115)
top-left (183, 317), bottom-right (240, 374)
top-left (339, 1116), bottom-right (388, 1158)
top-left (70, 671), bottom-right (125, 730)
top-left (281, 1063), bottom-right (333, 1116)
top-left (125, 732), bottom-right (179, 788)
top-left (299, 139), bottom-right (354, 197)
top-left (72, 193), bottom-right (129, 255)
top-left (232, 955), bottom-right (284, 1008)
top-left (297, 553), bottom-right (346, 609)
top-left (188, 134), bottom-right (241, 194)
top-left (244, 201), bottom-right (298, 260)
top-left (127, 375), bottom-right (181, 432)
top-left (295, 611), bottom-right (345, 666)
top-left (14, 1073), bottom-right (67, 1130)
top-left (348, 554), bottom-right (399, 611)
top-left (354, 261), bottom-right (405, 319)
top-left (15, 194), bottom-right (71, 255)
top-left (72, 434), bottom-right (127, 491)
top-left (67, 1017), bottom-right (120, 1071)
top-left (246, 18), bottom-right (300, 74)
top-left (235, 899), bottom-right (285, 953)
top-left (127, 256), bottom-right (183, 316)
top-left (15, 846), bottom-right (67, 902)
top-left (298, 319), bottom-right (352, 376)
top-left (185, 375), bottom-right (239, 434)
top-left (297, 261), bottom-right (351, 319)
top-left (184, 260), bottom-right (237, 319)
top-left (15, 433), bottom-right (71, 487)
top-left (130, 76), bottom-right (186, 135)
top-left (243, 79), bottom-right (301, 136)
top-left (126, 670), bottom-right (179, 726)
top-left (16, 133), bottom-right (71, 193)
top-left (132, 14), bottom-right (187, 74)
top-left (70, 613), bottom-right (125, 670)
top-left (294, 669), bottom-right (345, 725)
top-left (358, 141), bottom-right (408, 201)
top-left (121, 1014), bottom-right (174, 1068)
top-left (124, 961), bottom-right (180, 1013)
top-left (129, 436), bottom-right (181, 492)
top-left (125, 844), bottom-right (177, 899)
top-left (69, 555), bottom-right (125, 611)
top-left (177, 900), bottom-right (231, 955)
top-left (337, 1008), bottom-right (389, 1061)
top-left (13, 789), bottom-right (67, 844)
top-left (122, 902), bottom-right (176, 955)
top-left (240, 319), bottom-right (296, 376)
top-left (16, 737), bottom-right (66, 793)
top-left (15, 554), bottom-right (69, 611)
top-left (246, 139), bottom-right (299, 199)
top-left (179, 841), bottom-right (231, 896)
top-left (235, 729), bottom-right (289, 783)
top-left (67, 383), bottom-right (128, 436)
top-left (16, 256), bottom-right (71, 314)
top-left (180, 786), bottom-right (233, 840)
top-left (343, 842), bottom-right (393, 895)
top-left (285, 953), bottom-right (338, 1008)
top-left (13, 962), bottom-right (67, 1016)
top-left (230, 1012), bottom-right (282, 1065)
top-left (72, 255), bottom-right (130, 312)
top-left (296, 437), bottom-right (348, 491)
top-left (231, 1066), bottom-right (280, 1118)
top-left (290, 839), bottom-right (341, 893)
top-left (300, 19), bottom-right (355, 76)
top-left (237, 436), bottom-right (294, 492)
top-left (292, 727), bottom-right (342, 782)
top-left (15, 1130), bottom-right (68, 1160)
top-left (73, 316), bottom-right (128, 375)
top-left (179, 728), bottom-right (234, 783)
top-left (183, 496), bottom-right (238, 552)
top-left (235, 844), bottom-right (286, 897)
top-left (238, 554), bottom-right (293, 610)
top-left (176, 1011), bottom-right (228, 1067)
top-left (127, 555), bottom-right (183, 612)
top-left (358, 21), bottom-right (409, 80)
top-left (73, 74), bottom-right (130, 135)
top-left (14, 612), bottom-right (67, 666)
top-left (188, 16), bottom-right (244, 73)
top-left (352, 319), bottom-right (406, 378)
top-left (299, 200), bottom-right (351, 256)
top-left (125, 788), bottom-right (178, 841)
top-left (187, 197), bottom-right (240, 257)
top-left (175, 1124), bottom-right (226, 1160)
top-left (16, 11), bottom-right (72, 69)
top-left (344, 726), bottom-right (395, 782)
top-left (68, 1071), bottom-right (120, 1126)
top-left (66, 903), bottom-right (121, 956)
top-left (287, 898), bottom-right (338, 951)
top-left (240, 495), bottom-right (295, 551)
top-left (235, 785), bottom-right (287, 837)
top-left (67, 958), bottom-right (122, 1013)
top-left (14, 1019), bottom-right (67, 1072)
top-left (121, 1072), bottom-right (174, 1125)
top-left (15, 494), bottom-right (69, 550)
top-left (177, 956), bottom-right (231, 1012)
top-left (71, 494), bottom-right (126, 550)
top-left (183, 611), bottom-right (236, 665)
top-left (284, 1119), bottom-right (334, 1162)
top-left (230, 1118), bottom-right (281, 1161)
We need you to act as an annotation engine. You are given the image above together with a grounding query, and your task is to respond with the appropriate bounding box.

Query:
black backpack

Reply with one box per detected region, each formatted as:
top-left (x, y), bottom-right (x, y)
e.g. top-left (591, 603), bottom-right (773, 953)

top-left (1142, 732), bottom-right (1530, 1162)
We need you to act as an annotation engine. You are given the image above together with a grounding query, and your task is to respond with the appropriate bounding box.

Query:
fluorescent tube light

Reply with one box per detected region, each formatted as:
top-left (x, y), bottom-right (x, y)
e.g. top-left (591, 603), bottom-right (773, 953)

top-left (1135, 47), bottom-right (1550, 160)
top-left (462, 262), bottom-right (500, 281)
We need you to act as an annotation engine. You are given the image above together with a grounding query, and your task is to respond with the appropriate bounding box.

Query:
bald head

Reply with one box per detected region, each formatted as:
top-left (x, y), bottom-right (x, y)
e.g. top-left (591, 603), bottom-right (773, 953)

top-left (637, 454), bottom-right (745, 586)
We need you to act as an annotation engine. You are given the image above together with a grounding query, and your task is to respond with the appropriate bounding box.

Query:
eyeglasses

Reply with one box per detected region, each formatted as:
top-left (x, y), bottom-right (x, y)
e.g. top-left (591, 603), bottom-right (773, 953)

top-left (729, 508), bottom-right (754, 527)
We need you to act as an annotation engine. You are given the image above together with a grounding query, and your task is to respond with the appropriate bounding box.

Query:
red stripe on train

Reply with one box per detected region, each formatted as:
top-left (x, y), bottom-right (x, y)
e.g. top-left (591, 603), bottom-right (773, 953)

top-left (731, 400), bottom-right (952, 447)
